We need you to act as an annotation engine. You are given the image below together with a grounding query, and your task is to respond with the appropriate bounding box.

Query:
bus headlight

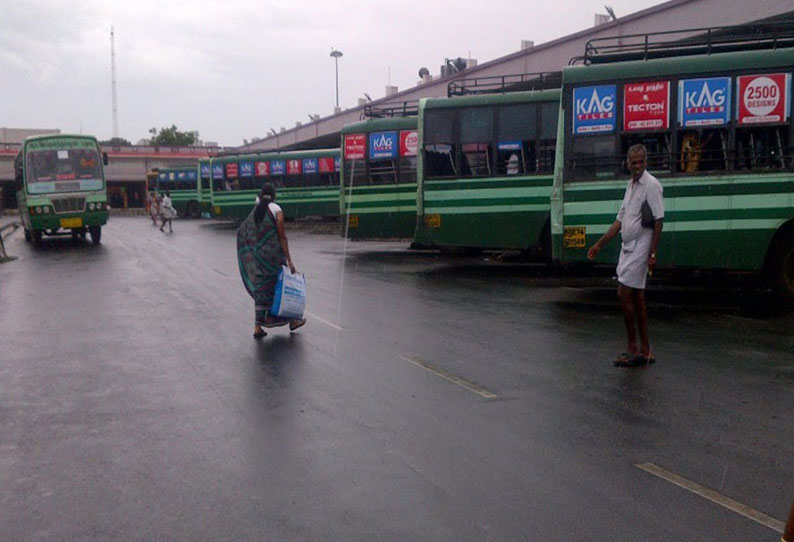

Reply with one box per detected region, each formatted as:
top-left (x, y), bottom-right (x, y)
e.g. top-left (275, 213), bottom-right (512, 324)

top-left (35, 206), bottom-right (42, 214)
top-left (88, 202), bottom-right (95, 210)
top-left (42, 206), bottom-right (50, 214)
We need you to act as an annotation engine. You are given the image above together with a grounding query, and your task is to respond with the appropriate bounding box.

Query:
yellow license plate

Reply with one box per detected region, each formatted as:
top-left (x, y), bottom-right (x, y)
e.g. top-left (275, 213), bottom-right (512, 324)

top-left (347, 215), bottom-right (359, 228)
top-left (425, 214), bottom-right (441, 228)
top-left (60, 217), bottom-right (83, 229)
top-left (213, 206), bottom-right (222, 215)
top-left (563, 226), bottom-right (586, 248)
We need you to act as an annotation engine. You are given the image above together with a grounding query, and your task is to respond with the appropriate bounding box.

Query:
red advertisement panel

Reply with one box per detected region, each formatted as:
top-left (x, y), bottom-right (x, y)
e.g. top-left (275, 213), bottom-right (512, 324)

top-left (318, 157), bottom-right (335, 173)
top-left (737, 73), bottom-right (791, 125)
top-left (399, 130), bottom-right (418, 157)
top-left (255, 161), bottom-right (269, 176)
top-left (623, 81), bottom-right (670, 131)
top-left (225, 163), bottom-right (238, 178)
top-left (344, 134), bottom-right (366, 160)
top-left (286, 159), bottom-right (302, 175)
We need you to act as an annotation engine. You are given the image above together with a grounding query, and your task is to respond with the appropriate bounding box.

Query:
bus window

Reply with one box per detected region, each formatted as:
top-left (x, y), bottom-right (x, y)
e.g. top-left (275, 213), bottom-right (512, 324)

top-left (399, 156), bottom-right (417, 183)
top-left (734, 126), bottom-right (789, 170)
top-left (620, 133), bottom-right (671, 174)
top-left (459, 107), bottom-right (493, 177)
top-left (369, 158), bottom-right (398, 184)
top-left (678, 129), bottom-right (729, 173)
top-left (538, 102), bottom-right (559, 173)
top-left (424, 109), bottom-right (457, 178)
top-left (570, 135), bottom-right (619, 181)
top-left (497, 103), bottom-right (537, 175)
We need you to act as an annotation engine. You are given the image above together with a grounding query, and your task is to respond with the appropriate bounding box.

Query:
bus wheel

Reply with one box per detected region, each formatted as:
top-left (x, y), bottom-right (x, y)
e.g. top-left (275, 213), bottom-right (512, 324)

top-left (187, 201), bottom-right (200, 219)
top-left (769, 231), bottom-right (794, 305)
top-left (33, 230), bottom-right (43, 246)
top-left (89, 225), bottom-right (102, 245)
top-left (24, 228), bottom-right (31, 242)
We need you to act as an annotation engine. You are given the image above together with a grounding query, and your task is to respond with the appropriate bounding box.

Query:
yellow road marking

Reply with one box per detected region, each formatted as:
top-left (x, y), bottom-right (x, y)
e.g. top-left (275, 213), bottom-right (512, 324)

top-left (305, 311), bottom-right (345, 331)
top-left (635, 462), bottom-right (785, 533)
top-left (400, 355), bottom-right (498, 399)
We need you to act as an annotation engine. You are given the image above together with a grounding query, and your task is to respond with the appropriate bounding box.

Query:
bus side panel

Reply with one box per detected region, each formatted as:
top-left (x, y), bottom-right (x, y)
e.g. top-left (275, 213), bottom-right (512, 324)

top-left (421, 176), bottom-right (552, 250)
top-left (343, 183), bottom-right (418, 239)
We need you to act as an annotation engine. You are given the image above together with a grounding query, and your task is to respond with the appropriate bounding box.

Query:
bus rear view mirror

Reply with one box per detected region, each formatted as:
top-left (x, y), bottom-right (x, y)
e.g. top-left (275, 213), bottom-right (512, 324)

top-left (103, 152), bottom-right (109, 166)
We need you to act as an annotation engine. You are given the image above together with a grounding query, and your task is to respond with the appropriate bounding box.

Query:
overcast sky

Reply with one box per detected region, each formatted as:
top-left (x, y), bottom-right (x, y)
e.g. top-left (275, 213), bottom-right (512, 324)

top-left (1, 0), bottom-right (667, 146)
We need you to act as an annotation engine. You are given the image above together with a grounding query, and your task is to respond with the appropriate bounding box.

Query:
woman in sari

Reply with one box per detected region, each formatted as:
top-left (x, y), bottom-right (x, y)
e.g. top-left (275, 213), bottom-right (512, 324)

top-left (237, 183), bottom-right (306, 338)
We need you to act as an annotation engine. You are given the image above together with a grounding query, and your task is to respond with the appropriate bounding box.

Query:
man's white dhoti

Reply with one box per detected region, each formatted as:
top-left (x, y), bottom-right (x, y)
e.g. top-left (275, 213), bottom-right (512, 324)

top-left (617, 232), bottom-right (653, 289)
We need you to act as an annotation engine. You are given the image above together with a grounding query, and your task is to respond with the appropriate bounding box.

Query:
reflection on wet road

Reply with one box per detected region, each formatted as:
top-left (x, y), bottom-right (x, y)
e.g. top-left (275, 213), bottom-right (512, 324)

top-left (0, 216), bottom-right (792, 541)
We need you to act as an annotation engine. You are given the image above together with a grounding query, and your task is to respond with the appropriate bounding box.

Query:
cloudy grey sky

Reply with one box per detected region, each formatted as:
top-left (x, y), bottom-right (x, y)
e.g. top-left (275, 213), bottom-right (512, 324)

top-left (1, 0), bottom-right (667, 146)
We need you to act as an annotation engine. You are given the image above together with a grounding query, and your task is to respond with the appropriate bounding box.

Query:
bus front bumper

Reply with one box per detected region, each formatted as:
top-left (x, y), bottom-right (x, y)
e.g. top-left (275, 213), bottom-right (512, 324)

top-left (30, 211), bottom-right (109, 231)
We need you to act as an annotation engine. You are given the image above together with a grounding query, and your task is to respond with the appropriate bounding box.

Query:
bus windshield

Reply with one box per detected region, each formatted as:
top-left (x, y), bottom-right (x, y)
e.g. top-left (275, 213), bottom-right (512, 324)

top-left (26, 147), bottom-right (103, 193)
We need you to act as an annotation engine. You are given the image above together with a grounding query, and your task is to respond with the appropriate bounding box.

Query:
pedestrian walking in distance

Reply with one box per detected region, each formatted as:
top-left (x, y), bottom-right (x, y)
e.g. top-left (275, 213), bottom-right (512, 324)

top-left (587, 144), bottom-right (664, 367)
top-left (159, 191), bottom-right (177, 233)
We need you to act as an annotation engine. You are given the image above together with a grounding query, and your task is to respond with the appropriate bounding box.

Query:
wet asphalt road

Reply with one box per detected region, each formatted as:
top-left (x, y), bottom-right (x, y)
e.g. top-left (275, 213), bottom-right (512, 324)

top-left (0, 216), bottom-right (792, 541)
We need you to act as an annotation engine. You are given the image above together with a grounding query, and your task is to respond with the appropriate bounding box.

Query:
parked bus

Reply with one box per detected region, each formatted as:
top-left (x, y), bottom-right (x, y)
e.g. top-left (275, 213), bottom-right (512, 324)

top-left (415, 74), bottom-right (562, 255)
top-left (552, 26), bottom-right (794, 301)
top-left (198, 158), bottom-right (212, 217)
top-left (210, 149), bottom-right (340, 220)
top-left (156, 166), bottom-right (202, 218)
top-left (340, 110), bottom-right (418, 239)
top-left (14, 134), bottom-right (109, 245)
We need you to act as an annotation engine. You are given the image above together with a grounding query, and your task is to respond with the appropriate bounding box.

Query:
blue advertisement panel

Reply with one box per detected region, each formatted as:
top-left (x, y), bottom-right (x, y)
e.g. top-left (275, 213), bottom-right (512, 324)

top-left (303, 158), bottom-right (318, 174)
top-left (159, 172), bottom-right (167, 181)
top-left (678, 77), bottom-right (731, 127)
top-left (200, 164), bottom-right (210, 178)
top-left (212, 164), bottom-right (224, 179)
top-left (497, 140), bottom-right (522, 151)
top-left (334, 157), bottom-right (340, 171)
top-left (572, 85), bottom-right (616, 134)
top-left (239, 161), bottom-right (254, 177)
top-left (187, 170), bottom-right (197, 181)
top-left (271, 160), bottom-right (286, 175)
top-left (369, 131), bottom-right (398, 159)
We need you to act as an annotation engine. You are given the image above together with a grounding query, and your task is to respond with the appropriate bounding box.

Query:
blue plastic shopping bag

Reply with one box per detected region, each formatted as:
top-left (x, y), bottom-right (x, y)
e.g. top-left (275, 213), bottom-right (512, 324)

top-left (271, 266), bottom-right (307, 319)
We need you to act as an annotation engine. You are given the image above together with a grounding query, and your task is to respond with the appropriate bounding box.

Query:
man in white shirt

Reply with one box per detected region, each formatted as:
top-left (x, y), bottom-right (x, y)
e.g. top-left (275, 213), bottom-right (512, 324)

top-left (587, 144), bottom-right (664, 367)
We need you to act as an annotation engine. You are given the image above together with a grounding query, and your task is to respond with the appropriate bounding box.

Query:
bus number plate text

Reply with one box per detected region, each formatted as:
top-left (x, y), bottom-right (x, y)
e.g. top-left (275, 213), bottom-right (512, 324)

top-left (347, 215), bottom-right (359, 228)
top-left (563, 226), bottom-right (586, 248)
top-left (425, 214), bottom-right (441, 228)
top-left (60, 217), bottom-right (83, 229)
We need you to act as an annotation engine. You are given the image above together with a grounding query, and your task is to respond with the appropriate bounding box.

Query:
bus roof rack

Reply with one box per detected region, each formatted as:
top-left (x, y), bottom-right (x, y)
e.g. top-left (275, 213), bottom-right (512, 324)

top-left (447, 71), bottom-right (562, 97)
top-left (570, 22), bottom-right (794, 65)
top-left (362, 100), bottom-right (419, 119)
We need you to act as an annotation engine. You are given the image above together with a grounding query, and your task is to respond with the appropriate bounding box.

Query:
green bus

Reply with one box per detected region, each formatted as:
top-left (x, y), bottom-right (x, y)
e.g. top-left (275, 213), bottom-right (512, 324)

top-left (198, 159), bottom-right (212, 217)
top-left (552, 27), bottom-right (794, 301)
top-left (156, 165), bottom-right (202, 218)
top-left (340, 115), bottom-right (418, 239)
top-left (415, 84), bottom-right (562, 255)
top-left (14, 134), bottom-right (109, 245)
top-left (210, 149), bottom-right (340, 220)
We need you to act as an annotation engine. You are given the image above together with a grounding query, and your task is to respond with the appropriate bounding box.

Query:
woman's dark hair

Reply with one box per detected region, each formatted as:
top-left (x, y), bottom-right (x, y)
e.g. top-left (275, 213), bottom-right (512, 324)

top-left (254, 183), bottom-right (277, 225)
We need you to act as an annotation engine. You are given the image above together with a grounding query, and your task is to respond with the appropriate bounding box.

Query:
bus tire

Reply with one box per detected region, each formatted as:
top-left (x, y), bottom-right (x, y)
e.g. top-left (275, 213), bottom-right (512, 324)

top-left (89, 225), bottom-right (101, 245)
top-left (768, 230), bottom-right (794, 305)
top-left (24, 228), bottom-right (31, 242)
top-left (187, 201), bottom-right (200, 219)
top-left (33, 230), bottom-right (42, 246)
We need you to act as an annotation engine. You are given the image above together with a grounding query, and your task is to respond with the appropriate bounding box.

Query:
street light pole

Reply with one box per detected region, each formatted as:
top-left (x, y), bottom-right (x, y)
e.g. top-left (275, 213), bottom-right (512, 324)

top-left (330, 49), bottom-right (343, 110)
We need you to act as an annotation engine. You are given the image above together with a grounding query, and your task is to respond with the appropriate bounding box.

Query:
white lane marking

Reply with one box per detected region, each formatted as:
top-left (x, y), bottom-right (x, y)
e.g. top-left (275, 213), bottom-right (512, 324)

top-left (635, 462), bottom-right (785, 533)
top-left (400, 355), bottom-right (498, 399)
top-left (305, 311), bottom-right (345, 331)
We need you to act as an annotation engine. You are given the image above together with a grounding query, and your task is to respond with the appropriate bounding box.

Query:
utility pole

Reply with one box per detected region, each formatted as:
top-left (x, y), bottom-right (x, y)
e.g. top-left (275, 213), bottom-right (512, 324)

top-left (330, 49), bottom-right (343, 111)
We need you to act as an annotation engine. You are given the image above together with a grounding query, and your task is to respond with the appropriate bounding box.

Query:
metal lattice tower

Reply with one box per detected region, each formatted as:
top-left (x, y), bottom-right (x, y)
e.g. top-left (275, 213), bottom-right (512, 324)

top-left (110, 26), bottom-right (119, 138)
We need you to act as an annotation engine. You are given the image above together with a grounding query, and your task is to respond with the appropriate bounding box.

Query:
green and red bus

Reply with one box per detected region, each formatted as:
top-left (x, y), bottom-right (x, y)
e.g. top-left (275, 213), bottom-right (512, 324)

top-left (340, 115), bottom-right (418, 239)
top-left (552, 27), bottom-right (794, 301)
top-left (14, 134), bottom-right (109, 245)
top-left (415, 81), bottom-right (562, 255)
top-left (210, 149), bottom-right (340, 220)
top-left (155, 165), bottom-right (202, 218)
